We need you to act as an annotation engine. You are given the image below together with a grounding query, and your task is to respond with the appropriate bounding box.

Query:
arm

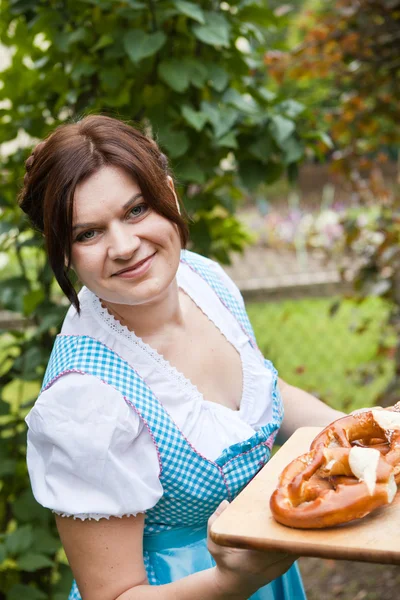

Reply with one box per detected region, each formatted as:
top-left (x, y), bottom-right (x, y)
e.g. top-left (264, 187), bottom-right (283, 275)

top-left (276, 377), bottom-right (345, 444)
top-left (56, 504), bottom-right (295, 600)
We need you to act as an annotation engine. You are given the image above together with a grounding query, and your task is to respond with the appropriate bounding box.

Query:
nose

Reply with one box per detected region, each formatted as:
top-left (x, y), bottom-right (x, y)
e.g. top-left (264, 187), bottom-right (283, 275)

top-left (107, 224), bottom-right (140, 261)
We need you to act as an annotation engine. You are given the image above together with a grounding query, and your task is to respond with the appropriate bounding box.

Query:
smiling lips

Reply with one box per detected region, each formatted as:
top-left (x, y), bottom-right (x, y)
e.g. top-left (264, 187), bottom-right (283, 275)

top-left (113, 253), bottom-right (156, 277)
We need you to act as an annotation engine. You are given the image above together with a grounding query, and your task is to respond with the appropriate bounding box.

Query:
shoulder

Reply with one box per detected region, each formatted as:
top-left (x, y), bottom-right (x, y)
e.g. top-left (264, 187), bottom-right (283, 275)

top-left (180, 250), bottom-right (244, 306)
top-left (27, 372), bottom-right (143, 438)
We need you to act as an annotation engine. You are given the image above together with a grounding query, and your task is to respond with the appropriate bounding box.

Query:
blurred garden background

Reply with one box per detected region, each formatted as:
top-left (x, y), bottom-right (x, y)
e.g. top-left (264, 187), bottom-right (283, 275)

top-left (0, 0), bottom-right (399, 598)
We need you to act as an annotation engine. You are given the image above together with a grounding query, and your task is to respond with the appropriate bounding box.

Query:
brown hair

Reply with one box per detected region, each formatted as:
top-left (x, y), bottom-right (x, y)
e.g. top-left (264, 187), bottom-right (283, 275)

top-left (19, 115), bottom-right (189, 312)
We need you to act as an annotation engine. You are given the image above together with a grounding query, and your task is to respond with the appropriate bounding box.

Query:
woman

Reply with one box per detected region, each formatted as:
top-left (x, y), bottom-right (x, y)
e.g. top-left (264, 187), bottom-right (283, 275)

top-left (21, 115), bottom-right (343, 600)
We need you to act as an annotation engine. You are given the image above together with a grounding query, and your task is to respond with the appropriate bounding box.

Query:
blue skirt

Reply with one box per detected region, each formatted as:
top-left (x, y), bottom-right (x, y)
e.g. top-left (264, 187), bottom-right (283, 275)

top-left (143, 526), bottom-right (307, 600)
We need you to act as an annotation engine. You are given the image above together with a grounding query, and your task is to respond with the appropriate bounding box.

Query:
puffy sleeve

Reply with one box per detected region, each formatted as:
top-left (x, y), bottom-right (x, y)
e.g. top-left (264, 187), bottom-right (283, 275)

top-left (25, 373), bottom-right (163, 520)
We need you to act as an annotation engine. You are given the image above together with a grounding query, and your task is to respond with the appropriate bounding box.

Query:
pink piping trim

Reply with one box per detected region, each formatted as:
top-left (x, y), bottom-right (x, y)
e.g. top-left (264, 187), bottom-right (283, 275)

top-left (222, 434), bottom-right (275, 469)
top-left (52, 335), bottom-right (233, 499)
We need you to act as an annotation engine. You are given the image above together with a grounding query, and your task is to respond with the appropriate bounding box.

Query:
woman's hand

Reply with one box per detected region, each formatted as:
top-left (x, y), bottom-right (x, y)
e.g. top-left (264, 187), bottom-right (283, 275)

top-left (207, 501), bottom-right (297, 598)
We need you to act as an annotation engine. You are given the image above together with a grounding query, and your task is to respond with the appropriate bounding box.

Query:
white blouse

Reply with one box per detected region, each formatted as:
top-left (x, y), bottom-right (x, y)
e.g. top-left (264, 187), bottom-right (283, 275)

top-left (26, 260), bottom-right (276, 520)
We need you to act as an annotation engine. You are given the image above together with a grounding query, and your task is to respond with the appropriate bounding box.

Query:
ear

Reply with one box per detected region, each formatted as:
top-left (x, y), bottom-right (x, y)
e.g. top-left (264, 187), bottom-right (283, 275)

top-left (167, 175), bottom-right (181, 215)
top-left (65, 255), bottom-right (75, 273)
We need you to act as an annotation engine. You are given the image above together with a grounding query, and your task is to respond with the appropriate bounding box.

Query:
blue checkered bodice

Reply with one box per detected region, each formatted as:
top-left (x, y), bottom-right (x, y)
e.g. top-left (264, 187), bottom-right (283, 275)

top-left (42, 251), bottom-right (283, 539)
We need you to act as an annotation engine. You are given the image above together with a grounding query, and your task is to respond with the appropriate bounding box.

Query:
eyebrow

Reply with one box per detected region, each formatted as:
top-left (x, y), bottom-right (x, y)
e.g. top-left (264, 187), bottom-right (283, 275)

top-left (72, 193), bottom-right (143, 232)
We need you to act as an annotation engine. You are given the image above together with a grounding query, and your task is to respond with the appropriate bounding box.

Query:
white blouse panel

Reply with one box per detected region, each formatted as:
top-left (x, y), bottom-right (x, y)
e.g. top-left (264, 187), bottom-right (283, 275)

top-left (26, 260), bottom-right (276, 520)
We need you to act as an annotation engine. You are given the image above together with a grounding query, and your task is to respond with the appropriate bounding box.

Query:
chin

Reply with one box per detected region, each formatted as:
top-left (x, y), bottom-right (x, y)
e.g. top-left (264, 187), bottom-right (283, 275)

top-left (113, 281), bottom-right (167, 307)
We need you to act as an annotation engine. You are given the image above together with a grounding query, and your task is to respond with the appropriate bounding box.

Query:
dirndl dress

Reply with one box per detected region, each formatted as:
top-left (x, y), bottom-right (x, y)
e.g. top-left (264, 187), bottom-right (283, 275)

top-left (39, 250), bottom-right (306, 600)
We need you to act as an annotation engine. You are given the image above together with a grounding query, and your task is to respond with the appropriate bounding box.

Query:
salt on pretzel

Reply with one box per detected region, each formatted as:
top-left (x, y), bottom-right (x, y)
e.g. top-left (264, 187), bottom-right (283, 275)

top-left (270, 403), bottom-right (400, 529)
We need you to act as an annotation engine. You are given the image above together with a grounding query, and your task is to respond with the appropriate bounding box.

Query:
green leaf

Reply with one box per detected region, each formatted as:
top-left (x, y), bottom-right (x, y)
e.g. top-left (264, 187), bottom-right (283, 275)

top-left (277, 99), bottom-right (305, 119)
top-left (17, 552), bottom-right (54, 571)
top-left (223, 88), bottom-right (260, 115)
top-left (280, 136), bottom-right (304, 164)
top-left (216, 131), bottom-right (238, 149)
top-left (66, 27), bottom-right (88, 46)
top-left (174, 0), bottom-right (205, 24)
top-left (313, 131), bottom-right (334, 149)
top-left (186, 59), bottom-right (208, 88)
top-left (269, 115), bottom-right (295, 146)
top-left (13, 346), bottom-right (44, 378)
top-left (0, 277), bottom-right (29, 312)
top-left (13, 489), bottom-right (49, 524)
top-left (6, 525), bottom-right (33, 555)
top-left (32, 528), bottom-right (60, 555)
top-left (181, 106), bottom-right (208, 131)
top-left (238, 5), bottom-right (276, 27)
top-left (123, 30), bottom-right (166, 63)
top-left (36, 309), bottom-right (66, 335)
top-left (176, 161), bottom-right (206, 184)
top-left (158, 58), bottom-right (207, 92)
top-left (207, 105), bottom-right (238, 138)
top-left (157, 127), bottom-right (190, 158)
top-left (158, 60), bottom-right (191, 93)
top-left (71, 62), bottom-right (96, 82)
top-left (23, 289), bottom-right (45, 316)
top-left (192, 12), bottom-right (231, 47)
top-left (7, 584), bottom-right (47, 600)
top-left (256, 87), bottom-right (276, 103)
top-left (91, 34), bottom-right (114, 52)
top-left (207, 64), bottom-right (229, 92)
top-left (249, 136), bottom-right (273, 162)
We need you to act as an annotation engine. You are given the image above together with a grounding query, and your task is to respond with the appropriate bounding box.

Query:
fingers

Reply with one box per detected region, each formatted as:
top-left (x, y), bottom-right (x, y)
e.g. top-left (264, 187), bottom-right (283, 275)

top-left (208, 500), bottom-right (230, 528)
top-left (215, 499), bottom-right (230, 515)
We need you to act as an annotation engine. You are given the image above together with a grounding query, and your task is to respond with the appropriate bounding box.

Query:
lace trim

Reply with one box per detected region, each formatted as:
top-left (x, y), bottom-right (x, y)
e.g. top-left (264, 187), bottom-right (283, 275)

top-left (83, 277), bottom-right (251, 412)
top-left (87, 289), bottom-right (202, 403)
top-left (53, 510), bottom-right (143, 521)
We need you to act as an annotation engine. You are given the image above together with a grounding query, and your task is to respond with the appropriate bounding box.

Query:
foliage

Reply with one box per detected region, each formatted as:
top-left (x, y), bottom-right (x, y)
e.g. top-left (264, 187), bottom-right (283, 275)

top-left (0, 0), bottom-right (313, 259)
top-left (265, 0), bottom-right (400, 178)
top-left (0, 1), bottom-right (318, 597)
top-left (264, 0), bottom-right (400, 405)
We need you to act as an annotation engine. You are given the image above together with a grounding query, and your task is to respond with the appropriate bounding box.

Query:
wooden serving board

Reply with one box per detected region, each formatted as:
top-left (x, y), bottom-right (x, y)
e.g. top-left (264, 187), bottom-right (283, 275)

top-left (210, 427), bottom-right (400, 565)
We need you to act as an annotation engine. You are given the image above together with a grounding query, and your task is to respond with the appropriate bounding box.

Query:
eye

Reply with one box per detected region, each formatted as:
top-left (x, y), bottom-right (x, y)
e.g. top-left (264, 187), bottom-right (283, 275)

top-left (128, 203), bottom-right (149, 219)
top-left (76, 230), bottom-right (98, 242)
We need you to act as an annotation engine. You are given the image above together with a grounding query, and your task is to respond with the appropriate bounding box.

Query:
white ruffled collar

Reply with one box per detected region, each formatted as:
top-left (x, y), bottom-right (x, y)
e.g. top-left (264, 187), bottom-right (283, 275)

top-left (80, 264), bottom-right (256, 416)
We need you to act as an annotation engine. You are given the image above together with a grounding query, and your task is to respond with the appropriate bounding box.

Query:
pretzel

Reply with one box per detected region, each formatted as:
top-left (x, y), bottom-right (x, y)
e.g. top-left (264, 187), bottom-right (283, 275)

top-left (270, 403), bottom-right (400, 529)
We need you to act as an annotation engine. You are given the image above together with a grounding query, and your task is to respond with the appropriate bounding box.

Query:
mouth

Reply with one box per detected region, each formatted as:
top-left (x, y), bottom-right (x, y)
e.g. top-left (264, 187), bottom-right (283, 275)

top-left (112, 252), bottom-right (156, 276)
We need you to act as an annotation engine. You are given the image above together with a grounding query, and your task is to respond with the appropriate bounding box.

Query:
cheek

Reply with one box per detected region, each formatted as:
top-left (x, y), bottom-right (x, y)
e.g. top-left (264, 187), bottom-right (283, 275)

top-left (162, 221), bottom-right (182, 249)
top-left (70, 246), bottom-right (102, 279)
top-left (164, 224), bottom-right (182, 263)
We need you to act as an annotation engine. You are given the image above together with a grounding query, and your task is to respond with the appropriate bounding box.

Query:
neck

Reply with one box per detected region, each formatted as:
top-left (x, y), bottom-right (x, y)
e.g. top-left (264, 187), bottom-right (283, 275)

top-left (101, 278), bottom-right (185, 339)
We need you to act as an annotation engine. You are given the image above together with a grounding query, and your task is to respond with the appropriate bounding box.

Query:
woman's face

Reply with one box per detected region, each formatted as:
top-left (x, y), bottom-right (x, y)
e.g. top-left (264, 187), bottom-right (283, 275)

top-left (70, 165), bottom-right (182, 307)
